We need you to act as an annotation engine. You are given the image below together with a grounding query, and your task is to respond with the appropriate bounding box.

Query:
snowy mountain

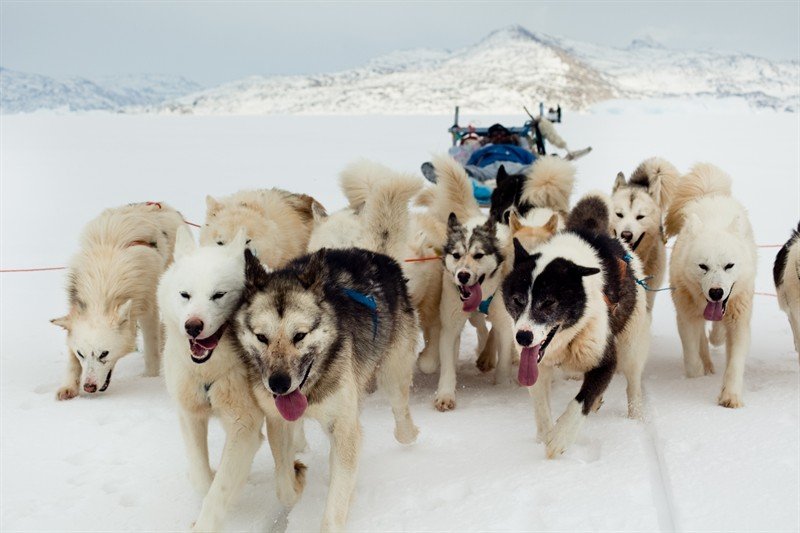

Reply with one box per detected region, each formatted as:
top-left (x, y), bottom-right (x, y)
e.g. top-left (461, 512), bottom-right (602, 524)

top-left (0, 68), bottom-right (202, 113)
top-left (3, 26), bottom-right (798, 114)
top-left (160, 26), bottom-right (798, 114)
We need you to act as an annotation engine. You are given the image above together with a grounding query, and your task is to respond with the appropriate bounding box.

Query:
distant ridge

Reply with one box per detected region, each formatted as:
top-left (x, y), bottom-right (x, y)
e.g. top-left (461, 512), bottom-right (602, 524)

top-left (3, 25), bottom-right (797, 114)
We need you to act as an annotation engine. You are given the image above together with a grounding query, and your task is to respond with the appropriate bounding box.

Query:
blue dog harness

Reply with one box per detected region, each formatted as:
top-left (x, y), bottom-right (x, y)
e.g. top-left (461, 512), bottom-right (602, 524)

top-left (622, 252), bottom-right (674, 292)
top-left (478, 294), bottom-right (494, 315)
top-left (344, 289), bottom-right (379, 339)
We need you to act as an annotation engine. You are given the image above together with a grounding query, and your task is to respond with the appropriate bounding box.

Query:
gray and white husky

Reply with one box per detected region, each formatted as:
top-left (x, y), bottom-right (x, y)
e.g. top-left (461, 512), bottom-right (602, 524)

top-left (235, 247), bottom-right (419, 532)
top-left (422, 156), bottom-right (516, 411)
top-left (610, 157), bottom-right (678, 311)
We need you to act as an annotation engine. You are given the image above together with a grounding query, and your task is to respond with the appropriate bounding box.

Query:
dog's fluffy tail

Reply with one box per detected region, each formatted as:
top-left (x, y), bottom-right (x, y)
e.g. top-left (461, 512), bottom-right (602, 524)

top-left (346, 162), bottom-right (422, 260)
top-left (565, 191), bottom-right (613, 236)
top-left (665, 163), bottom-right (732, 238)
top-left (629, 157), bottom-right (680, 210)
top-left (427, 155), bottom-right (482, 223)
top-left (521, 157), bottom-right (576, 214)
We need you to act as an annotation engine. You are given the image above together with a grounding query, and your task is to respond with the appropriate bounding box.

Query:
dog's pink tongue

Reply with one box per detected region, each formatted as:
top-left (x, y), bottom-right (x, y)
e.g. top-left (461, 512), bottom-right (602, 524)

top-left (518, 344), bottom-right (541, 387)
top-left (462, 283), bottom-right (483, 312)
top-left (274, 390), bottom-right (308, 421)
top-left (704, 301), bottom-right (724, 321)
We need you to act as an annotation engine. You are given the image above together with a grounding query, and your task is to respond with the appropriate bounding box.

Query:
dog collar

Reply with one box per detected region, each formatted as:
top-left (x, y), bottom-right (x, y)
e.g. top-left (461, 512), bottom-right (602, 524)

top-left (478, 294), bottom-right (494, 315)
top-left (344, 288), bottom-right (378, 339)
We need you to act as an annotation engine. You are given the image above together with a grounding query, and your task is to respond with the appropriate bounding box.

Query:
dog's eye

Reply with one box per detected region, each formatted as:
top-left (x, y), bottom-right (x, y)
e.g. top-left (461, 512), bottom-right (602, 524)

top-left (503, 211), bottom-right (511, 224)
top-left (255, 334), bottom-right (269, 345)
top-left (246, 239), bottom-right (252, 245)
top-left (180, 292), bottom-right (191, 300)
top-left (216, 241), bottom-right (224, 246)
top-left (293, 332), bottom-right (307, 344)
top-left (512, 296), bottom-right (526, 308)
top-left (452, 252), bottom-right (461, 260)
top-left (616, 213), bottom-right (623, 219)
top-left (724, 263), bottom-right (734, 270)
top-left (473, 253), bottom-right (484, 260)
top-left (76, 350), bottom-right (85, 359)
top-left (99, 351), bottom-right (109, 361)
top-left (540, 299), bottom-right (556, 309)
top-left (211, 292), bottom-right (226, 301)
top-left (699, 264), bottom-right (709, 272)
top-left (635, 215), bottom-right (644, 220)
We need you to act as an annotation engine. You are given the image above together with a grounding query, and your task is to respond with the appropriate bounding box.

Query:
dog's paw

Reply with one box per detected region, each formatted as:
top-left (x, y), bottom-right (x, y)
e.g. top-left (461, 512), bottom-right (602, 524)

top-left (475, 352), bottom-right (496, 373)
top-left (394, 422), bottom-right (419, 445)
top-left (142, 367), bottom-right (160, 378)
top-left (56, 385), bottom-right (79, 401)
top-left (685, 361), bottom-right (705, 379)
top-left (277, 461), bottom-right (306, 507)
top-left (703, 360), bottom-right (715, 375)
top-left (545, 402), bottom-right (583, 459)
top-left (417, 352), bottom-right (439, 374)
top-left (189, 469), bottom-right (214, 496)
top-left (718, 389), bottom-right (743, 409)
top-left (434, 393), bottom-right (456, 412)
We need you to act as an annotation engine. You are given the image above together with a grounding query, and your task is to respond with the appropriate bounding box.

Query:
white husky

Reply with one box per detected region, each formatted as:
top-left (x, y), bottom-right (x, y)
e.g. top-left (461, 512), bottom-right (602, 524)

top-left (160, 227), bottom-right (288, 532)
top-left (666, 163), bottom-right (757, 408)
top-left (51, 202), bottom-right (183, 400)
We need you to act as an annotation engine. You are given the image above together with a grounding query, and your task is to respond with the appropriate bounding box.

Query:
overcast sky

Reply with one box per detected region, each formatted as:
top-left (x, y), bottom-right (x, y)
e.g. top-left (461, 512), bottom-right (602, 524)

top-left (2, 1), bottom-right (798, 86)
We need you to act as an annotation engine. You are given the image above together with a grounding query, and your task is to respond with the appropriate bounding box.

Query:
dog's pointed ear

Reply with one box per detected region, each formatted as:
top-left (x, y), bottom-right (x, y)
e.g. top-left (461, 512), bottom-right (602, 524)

top-left (613, 172), bottom-right (626, 192)
top-left (512, 238), bottom-right (531, 267)
top-left (496, 165), bottom-right (509, 186)
top-left (447, 212), bottom-right (461, 230)
top-left (311, 201), bottom-right (328, 225)
top-left (206, 195), bottom-right (222, 216)
top-left (564, 259), bottom-right (600, 278)
top-left (686, 213), bottom-right (702, 236)
top-left (115, 299), bottom-right (133, 326)
top-left (173, 225), bottom-right (196, 260)
top-left (297, 249), bottom-right (325, 291)
top-left (229, 227), bottom-right (248, 256)
top-left (509, 211), bottom-right (523, 233)
top-left (727, 215), bottom-right (743, 234)
top-left (544, 213), bottom-right (560, 234)
top-left (244, 248), bottom-right (269, 296)
top-left (51, 315), bottom-right (72, 331)
top-left (483, 215), bottom-right (497, 234)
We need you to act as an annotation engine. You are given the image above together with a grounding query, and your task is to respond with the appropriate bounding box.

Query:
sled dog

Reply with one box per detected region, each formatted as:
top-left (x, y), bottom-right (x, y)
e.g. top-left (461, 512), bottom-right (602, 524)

top-left (611, 157), bottom-right (679, 311)
top-left (502, 203), bottom-right (651, 457)
top-left (424, 156), bottom-right (516, 411)
top-left (235, 247), bottom-right (419, 531)
top-left (159, 227), bottom-right (294, 532)
top-left (52, 202), bottom-right (183, 400)
top-left (307, 160), bottom-right (448, 374)
top-left (666, 163), bottom-right (756, 408)
top-left (774, 222), bottom-right (800, 361)
top-left (489, 156), bottom-right (575, 224)
top-left (201, 188), bottom-right (323, 269)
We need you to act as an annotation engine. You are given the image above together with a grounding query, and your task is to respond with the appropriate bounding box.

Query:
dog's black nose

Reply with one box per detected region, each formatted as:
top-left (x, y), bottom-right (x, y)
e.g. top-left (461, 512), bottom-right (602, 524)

top-left (516, 330), bottom-right (534, 347)
top-left (83, 383), bottom-right (97, 393)
top-left (709, 288), bottom-right (724, 301)
top-left (457, 271), bottom-right (471, 284)
top-left (185, 318), bottom-right (204, 338)
top-left (620, 231), bottom-right (633, 243)
top-left (268, 373), bottom-right (292, 395)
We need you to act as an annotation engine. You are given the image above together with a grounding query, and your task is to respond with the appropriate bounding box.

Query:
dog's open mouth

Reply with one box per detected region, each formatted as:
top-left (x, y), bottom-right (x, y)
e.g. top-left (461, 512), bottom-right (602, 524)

top-left (518, 325), bottom-right (559, 387)
top-left (188, 323), bottom-right (227, 364)
top-left (98, 369), bottom-right (113, 392)
top-left (458, 274), bottom-right (486, 312)
top-left (704, 297), bottom-right (730, 322)
top-left (273, 363), bottom-right (313, 422)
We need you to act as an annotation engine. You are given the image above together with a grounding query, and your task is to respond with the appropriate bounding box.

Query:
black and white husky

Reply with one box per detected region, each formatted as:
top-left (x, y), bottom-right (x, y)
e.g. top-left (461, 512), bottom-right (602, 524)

top-left (234, 247), bottom-right (419, 531)
top-left (774, 222), bottom-right (800, 361)
top-left (502, 222), bottom-right (650, 457)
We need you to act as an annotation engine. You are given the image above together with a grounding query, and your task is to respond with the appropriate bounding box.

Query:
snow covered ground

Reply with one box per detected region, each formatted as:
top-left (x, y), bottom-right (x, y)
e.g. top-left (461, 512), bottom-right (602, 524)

top-left (1, 109), bottom-right (798, 532)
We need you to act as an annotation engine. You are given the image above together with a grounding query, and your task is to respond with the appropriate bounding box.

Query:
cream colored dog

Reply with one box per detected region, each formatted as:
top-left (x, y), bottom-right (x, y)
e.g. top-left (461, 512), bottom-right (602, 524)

top-left (52, 202), bottom-right (183, 400)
